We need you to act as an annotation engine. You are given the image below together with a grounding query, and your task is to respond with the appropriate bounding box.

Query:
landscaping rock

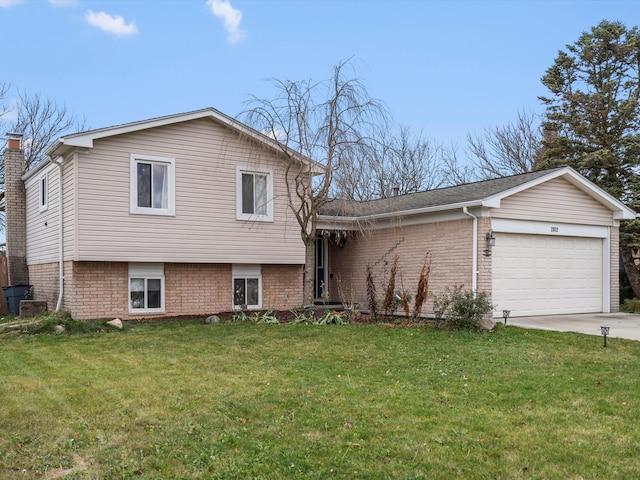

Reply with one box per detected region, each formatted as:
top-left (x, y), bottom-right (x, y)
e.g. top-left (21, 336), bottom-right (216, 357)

top-left (107, 318), bottom-right (123, 329)
top-left (205, 315), bottom-right (220, 324)
top-left (54, 324), bottom-right (65, 334)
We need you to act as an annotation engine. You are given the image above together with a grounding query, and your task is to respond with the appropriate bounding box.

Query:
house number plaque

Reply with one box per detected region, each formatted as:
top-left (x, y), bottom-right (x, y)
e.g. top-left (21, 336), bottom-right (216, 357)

top-left (550, 226), bottom-right (559, 233)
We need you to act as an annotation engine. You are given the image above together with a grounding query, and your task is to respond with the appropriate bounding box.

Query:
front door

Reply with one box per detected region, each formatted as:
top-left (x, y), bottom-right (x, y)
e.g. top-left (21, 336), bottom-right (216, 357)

top-left (315, 235), bottom-right (327, 300)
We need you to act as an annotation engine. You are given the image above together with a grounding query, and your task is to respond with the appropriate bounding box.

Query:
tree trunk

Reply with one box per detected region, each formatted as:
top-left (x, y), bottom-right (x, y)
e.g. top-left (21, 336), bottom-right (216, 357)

top-left (621, 245), bottom-right (640, 299)
top-left (303, 238), bottom-right (316, 307)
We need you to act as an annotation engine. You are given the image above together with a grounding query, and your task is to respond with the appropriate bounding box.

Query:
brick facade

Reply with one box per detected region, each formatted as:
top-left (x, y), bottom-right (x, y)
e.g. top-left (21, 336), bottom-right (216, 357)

top-left (28, 262), bottom-right (60, 310)
top-left (262, 264), bottom-right (304, 309)
top-left (28, 261), bottom-right (303, 320)
top-left (327, 219), bottom-right (477, 314)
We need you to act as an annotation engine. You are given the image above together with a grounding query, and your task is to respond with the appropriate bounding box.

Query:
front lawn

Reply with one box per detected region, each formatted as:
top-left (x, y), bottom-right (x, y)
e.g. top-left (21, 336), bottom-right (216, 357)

top-left (1, 320), bottom-right (638, 479)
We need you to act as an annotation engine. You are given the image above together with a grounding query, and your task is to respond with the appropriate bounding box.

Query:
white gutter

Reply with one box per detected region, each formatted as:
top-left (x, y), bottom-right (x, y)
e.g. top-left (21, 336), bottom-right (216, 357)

top-left (462, 207), bottom-right (478, 294)
top-left (318, 199), bottom-right (487, 228)
top-left (50, 156), bottom-right (64, 311)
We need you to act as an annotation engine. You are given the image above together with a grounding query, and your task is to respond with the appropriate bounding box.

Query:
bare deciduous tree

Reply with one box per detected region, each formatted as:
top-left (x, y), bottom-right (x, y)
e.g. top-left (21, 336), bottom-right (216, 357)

top-left (13, 90), bottom-right (83, 171)
top-left (0, 82), bottom-right (10, 127)
top-left (1, 88), bottom-right (82, 232)
top-left (332, 126), bottom-right (446, 200)
top-left (441, 142), bottom-right (477, 186)
top-left (466, 110), bottom-right (543, 179)
top-left (244, 60), bottom-right (388, 305)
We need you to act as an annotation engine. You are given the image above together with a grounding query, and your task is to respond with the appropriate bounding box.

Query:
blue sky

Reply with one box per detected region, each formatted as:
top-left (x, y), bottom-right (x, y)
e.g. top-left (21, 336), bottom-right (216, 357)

top-left (1, 0), bottom-right (638, 149)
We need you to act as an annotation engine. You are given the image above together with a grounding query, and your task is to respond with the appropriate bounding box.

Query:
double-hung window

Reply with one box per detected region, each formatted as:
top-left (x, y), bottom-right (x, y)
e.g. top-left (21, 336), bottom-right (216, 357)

top-left (129, 263), bottom-right (165, 313)
top-left (130, 154), bottom-right (175, 216)
top-left (232, 264), bottom-right (262, 309)
top-left (236, 167), bottom-right (273, 221)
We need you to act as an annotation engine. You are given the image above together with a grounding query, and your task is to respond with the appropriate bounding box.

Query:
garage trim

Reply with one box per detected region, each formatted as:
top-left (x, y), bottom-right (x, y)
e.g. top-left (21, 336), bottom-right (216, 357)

top-left (491, 218), bottom-right (608, 238)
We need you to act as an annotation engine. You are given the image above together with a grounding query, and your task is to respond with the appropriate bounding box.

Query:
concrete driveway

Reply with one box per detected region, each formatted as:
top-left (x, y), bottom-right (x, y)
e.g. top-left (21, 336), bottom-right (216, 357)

top-left (505, 312), bottom-right (640, 341)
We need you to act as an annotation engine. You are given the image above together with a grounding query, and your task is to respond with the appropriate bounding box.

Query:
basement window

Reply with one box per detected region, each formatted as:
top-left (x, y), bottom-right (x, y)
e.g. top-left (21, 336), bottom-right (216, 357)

top-left (129, 263), bottom-right (165, 313)
top-left (232, 264), bottom-right (262, 309)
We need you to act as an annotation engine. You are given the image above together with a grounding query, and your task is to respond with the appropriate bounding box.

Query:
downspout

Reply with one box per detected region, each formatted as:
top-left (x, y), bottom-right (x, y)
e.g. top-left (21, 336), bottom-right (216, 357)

top-left (462, 207), bottom-right (478, 294)
top-left (50, 156), bottom-right (64, 311)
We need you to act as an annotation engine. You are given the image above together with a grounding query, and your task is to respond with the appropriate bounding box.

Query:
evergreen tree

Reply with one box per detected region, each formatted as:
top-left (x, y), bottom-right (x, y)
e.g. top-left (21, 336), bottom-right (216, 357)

top-left (538, 20), bottom-right (640, 299)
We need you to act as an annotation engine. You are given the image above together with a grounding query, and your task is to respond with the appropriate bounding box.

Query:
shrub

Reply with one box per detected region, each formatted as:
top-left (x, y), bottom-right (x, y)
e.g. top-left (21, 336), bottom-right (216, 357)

top-left (382, 256), bottom-right (399, 315)
top-left (366, 264), bottom-right (378, 319)
top-left (413, 252), bottom-right (431, 318)
top-left (432, 285), bottom-right (494, 331)
top-left (622, 298), bottom-right (640, 314)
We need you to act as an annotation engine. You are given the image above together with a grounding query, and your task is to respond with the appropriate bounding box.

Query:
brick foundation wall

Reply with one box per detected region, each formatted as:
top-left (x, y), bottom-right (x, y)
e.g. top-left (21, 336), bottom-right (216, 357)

top-left (65, 261), bottom-right (129, 319)
top-left (28, 262), bottom-right (60, 310)
top-left (328, 219), bottom-right (476, 314)
top-left (164, 263), bottom-right (232, 316)
top-left (29, 261), bottom-right (303, 320)
top-left (262, 264), bottom-right (304, 309)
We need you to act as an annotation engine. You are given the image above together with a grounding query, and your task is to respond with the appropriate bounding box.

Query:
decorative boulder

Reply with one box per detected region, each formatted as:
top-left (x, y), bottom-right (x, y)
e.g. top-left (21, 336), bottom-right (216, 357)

top-left (54, 324), bottom-right (65, 334)
top-left (107, 318), bottom-right (123, 329)
top-left (205, 315), bottom-right (220, 324)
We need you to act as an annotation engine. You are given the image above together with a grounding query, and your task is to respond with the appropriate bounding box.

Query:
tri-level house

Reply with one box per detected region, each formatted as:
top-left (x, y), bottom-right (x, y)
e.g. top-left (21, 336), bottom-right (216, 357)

top-left (5, 108), bottom-right (308, 320)
top-left (3, 108), bottom-right (637, 325)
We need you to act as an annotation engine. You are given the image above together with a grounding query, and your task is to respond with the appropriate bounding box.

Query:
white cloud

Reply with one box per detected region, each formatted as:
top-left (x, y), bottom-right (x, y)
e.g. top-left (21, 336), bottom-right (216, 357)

top-left (85, 10), bottom-right (138, 37)
top-left (0, 0), bottom-right (25, 8)
top-left (206, 0), bottom-right (246, 45)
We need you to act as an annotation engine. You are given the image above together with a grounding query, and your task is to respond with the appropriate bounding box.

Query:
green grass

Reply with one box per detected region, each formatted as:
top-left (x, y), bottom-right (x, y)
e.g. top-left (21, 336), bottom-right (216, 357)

top-left (1, 320), bottom-right (639, 479)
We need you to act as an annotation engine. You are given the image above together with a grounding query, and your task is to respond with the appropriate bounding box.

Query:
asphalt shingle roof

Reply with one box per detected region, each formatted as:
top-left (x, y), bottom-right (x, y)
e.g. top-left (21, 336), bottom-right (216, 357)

top-left (320, 168), bottom-right (563, 218)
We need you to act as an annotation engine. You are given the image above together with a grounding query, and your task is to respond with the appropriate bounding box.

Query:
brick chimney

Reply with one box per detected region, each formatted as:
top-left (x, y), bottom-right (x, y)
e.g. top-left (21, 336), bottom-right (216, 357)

top-left (4, 134), bottom-right (30, 285)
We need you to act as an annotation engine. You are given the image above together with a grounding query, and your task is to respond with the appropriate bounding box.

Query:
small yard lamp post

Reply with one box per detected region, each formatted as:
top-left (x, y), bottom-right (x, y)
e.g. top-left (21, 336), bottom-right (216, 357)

top-left (601, 326), bottom-right (610, 347)
top-left (434, 309), bottom-right (442, 329)
top-left (502, 309), bottom-right (511, 325)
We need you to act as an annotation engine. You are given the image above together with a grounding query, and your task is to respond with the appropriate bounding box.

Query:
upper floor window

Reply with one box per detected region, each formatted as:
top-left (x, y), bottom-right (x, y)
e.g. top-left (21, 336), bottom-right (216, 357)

top-left (236, 167), bottom-right (273, 222)
top-left (39, 173), bottom-right (48, 212)
top-left (130, 154), bottom-right (175, 216)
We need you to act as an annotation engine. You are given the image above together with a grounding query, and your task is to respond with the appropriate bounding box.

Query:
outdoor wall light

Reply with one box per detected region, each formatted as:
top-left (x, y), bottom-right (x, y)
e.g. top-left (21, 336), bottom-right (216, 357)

top-left (601, 325), bottom-right (610, 347)
top-left (502, 309), bottom-right (511, 325)
top-left (485, 230), bottom-right (496, 247)
top-left (434, 309), bottom-right (442, 329)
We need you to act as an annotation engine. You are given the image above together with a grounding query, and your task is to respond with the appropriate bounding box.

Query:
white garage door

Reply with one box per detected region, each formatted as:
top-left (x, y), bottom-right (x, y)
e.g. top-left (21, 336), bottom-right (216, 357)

top-left (492, 233), bottom-right (603, 317)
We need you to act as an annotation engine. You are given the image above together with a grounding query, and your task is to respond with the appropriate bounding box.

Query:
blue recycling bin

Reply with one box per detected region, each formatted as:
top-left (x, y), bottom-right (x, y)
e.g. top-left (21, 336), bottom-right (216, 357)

top-left (3, 285), bottom-right (32, 315)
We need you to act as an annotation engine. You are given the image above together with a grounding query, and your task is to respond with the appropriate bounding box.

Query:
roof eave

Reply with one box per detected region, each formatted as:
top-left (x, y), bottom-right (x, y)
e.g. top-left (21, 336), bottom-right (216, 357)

top-left (482, 166), bottom-right (637, 220)
top-left (44, 107), bottom-right (319, 170)
top-left (318, 200), bottom-right (486, 228)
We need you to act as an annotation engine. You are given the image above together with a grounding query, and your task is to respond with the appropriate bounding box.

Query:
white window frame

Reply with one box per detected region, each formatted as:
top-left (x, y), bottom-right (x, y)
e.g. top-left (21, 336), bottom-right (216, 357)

top-left (236, 166), bottom-right (273, 222)
top-left (39, 173), bottom-right (48, 212)
top-left (232, 264), bottom-right (262, 309)
top-left (130, 154), bottom-right (176, 216)
top-left (129, 263), bottom-right (165, 313)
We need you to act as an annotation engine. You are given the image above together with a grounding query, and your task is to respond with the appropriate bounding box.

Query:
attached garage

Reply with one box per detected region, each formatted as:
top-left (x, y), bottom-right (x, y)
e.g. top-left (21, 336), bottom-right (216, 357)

top-left (319, 166), bottom-right (637, 328)
top-left (492, 231), bottom-right (606, 317)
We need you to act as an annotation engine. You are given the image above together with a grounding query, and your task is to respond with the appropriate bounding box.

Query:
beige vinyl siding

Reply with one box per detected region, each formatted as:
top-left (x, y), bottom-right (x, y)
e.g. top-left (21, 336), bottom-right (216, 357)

top-left (26, 164), bottom-right (59, 264)
top-left (492, 177), bottom-right (613, 225)
top-left (63, 156), bottom-right (76, 261)
top-left (74, 117), bottom-right (304, 264)
top-left (25, 155), bottom-right (77, 265)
